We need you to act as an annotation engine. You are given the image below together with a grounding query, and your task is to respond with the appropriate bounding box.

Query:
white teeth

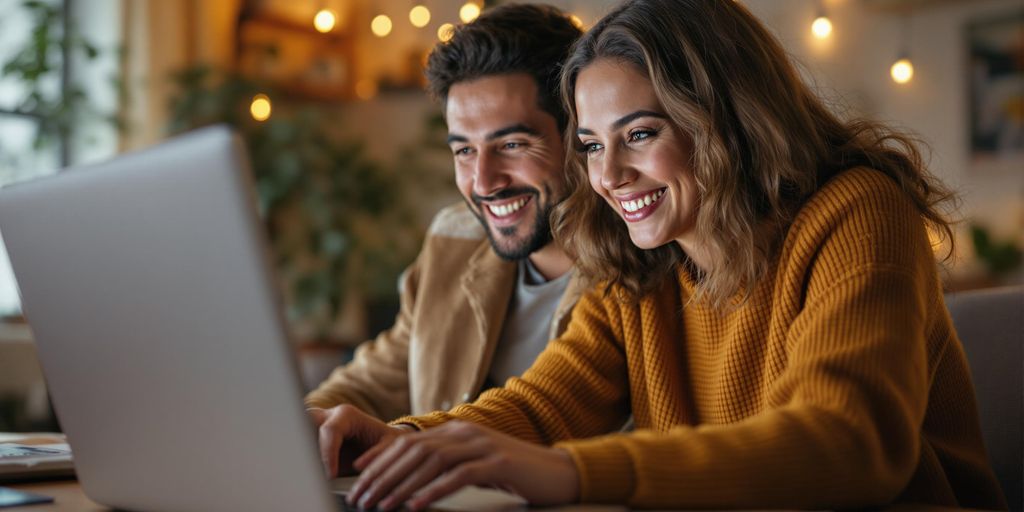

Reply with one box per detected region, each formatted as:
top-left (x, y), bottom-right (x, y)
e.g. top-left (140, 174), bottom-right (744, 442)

top-left (620, 189), bottom-right (664, 213)
top-left (487, 198), bottom-right (528, 217)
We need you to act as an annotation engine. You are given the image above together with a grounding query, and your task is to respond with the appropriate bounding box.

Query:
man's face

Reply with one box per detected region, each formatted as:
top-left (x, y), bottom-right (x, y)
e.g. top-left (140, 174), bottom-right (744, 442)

top-left (446, 73), bottom-right (566, 260)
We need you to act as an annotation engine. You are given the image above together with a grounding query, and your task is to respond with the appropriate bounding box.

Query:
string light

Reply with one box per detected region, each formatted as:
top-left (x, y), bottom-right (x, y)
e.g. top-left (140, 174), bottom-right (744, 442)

top-left (437, 23), bottom-right (455, 42)
top-left (409, 5), bottom-right (431, 28)
top-left (459, 2), bottom-right (481, 23)
top-left (371, 14), bottom-right (393, 37)
top-left (313, 8), bottom-right (337, 33)
top-left (569, 14), bottom-right (584, 29)
top-left (250, 94), bottom-right (271, 121)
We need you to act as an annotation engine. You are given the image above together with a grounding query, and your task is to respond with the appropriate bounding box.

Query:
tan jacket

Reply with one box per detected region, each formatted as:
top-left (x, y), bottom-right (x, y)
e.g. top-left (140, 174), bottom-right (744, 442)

top-left (304, 203), bottom-right (585, 420)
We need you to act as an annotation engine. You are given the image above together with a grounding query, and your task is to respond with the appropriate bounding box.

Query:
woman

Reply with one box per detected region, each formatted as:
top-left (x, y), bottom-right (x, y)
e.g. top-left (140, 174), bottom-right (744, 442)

top-left (339, 0), bottom-right (1006, 509)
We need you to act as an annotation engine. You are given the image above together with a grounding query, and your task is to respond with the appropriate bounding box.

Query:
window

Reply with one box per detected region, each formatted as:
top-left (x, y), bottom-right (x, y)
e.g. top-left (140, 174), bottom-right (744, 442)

top-left (0, 0), bottom-right (121, 317)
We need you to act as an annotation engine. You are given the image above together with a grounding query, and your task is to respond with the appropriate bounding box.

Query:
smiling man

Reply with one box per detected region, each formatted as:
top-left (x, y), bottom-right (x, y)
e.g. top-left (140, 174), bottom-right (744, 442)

top-left (304, 4), bottom-right (583, 475)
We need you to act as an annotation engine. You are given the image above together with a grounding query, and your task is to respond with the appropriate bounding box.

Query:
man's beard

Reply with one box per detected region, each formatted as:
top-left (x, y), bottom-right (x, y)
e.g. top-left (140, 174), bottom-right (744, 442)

top-left (469, 185), bottom-right (556, 261)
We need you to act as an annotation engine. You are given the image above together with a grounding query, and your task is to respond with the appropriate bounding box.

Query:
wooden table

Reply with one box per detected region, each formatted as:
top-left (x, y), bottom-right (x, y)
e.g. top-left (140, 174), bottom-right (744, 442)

top-left (1, 480), bottom-right (982, 512)
top-left (3, 479), bottom-right (631, 511)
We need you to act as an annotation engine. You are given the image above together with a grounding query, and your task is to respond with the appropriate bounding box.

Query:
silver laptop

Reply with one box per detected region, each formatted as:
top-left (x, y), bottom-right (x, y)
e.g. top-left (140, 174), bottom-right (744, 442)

top-left (0, 126), bottom-right (342, 512)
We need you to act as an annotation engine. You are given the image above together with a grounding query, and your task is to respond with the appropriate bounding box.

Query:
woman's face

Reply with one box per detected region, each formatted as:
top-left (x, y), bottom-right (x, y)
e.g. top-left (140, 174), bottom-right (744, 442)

top-left (574, 58), bottom-right (700, 252)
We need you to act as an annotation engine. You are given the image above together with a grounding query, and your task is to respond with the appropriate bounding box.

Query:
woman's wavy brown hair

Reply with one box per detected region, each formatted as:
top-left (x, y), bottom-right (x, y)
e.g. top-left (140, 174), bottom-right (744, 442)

top-left (552, 0), bottom-right (957, 306)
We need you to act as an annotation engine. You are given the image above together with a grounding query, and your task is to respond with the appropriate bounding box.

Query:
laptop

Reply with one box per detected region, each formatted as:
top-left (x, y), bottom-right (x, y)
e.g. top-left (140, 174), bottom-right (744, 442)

top-left (0, 126), bottom-right (529, 512)
top-left (0, 126), bottom-right (356, 511)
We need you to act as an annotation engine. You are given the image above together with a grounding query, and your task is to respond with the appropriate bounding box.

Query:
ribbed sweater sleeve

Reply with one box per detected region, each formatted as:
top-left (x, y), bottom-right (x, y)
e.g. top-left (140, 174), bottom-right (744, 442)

top-left (393, 289), bottom-right (632, 442)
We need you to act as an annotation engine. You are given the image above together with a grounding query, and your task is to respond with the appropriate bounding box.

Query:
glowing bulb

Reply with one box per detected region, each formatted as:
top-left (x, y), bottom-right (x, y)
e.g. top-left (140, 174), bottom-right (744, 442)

top-left (569, 14), bottom-right (584, 29)
top-left (250, 94), bottom-right (271, 121)
top-left (355, 79), bottom-right (378, 101)
top-left (811, 16), bottom-right (832, 39)
top-left (459, 2), bottom-right (481, 23)
top-left (313, 9), bottom-right (337, 33)
top-left (891, 58), bottom-right (914, 84)
top-left (437, 23), bottom-right (455, 42)
top-left (409, 5), bottom-right (430, 28)
top-left (371, 15), bottom-right (392, 37)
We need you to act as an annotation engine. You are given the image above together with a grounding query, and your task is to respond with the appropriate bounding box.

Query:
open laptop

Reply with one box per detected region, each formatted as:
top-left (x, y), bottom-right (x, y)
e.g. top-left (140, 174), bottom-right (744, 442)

top-left (0, 126), bottom-right (527, 512)
top-left (0, 126), bottom-right (346, 511)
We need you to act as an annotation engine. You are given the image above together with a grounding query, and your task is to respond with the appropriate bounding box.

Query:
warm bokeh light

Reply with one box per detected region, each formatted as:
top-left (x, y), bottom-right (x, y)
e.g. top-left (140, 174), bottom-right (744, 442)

top-left (371, 15), bottom-right (393, 37)
top-left (459, 2), bottom-right (481, 23)
top-left (891, 58), bottom-right (914, 84)
top-left (250, 94), bottom-right (271, 121)
top-left (437, 23), bottom-right (455, 42)
top-left (811, 16), bottom-right (832, 39)
top-left (569, 14), bottom-right (584, 29)
top-left (355, 79), bottom-right (378, 100)
top-left (409, 5), bottom-right (431, 28)
top-left (313, 9), bottom-right (337, 33)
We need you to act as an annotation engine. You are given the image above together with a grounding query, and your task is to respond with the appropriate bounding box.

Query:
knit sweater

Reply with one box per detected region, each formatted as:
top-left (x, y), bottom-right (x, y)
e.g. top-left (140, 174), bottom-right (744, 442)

top-left (394, 168), bottom-right (1006, 509)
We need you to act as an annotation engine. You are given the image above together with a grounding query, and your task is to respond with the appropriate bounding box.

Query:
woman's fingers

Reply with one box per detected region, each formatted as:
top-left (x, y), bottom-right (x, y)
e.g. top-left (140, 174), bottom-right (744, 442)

top-left (375, 440), bottom-right (492, 510)
top-left (352, 436), bottom-right (389, 471)
top-left (405, 456), bottom-right (500, 511)
top-left (349, 423), bottom-right (488, 509)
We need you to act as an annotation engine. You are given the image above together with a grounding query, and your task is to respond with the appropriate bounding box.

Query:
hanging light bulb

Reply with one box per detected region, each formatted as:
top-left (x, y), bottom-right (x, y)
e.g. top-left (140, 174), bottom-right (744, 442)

top-left (409, 5), bottom-right (430, 28)
top-left (250, 94), bottom-right (271, 122)
top-left (371, 14), bottom-right (393, 37)
top-left (459, 2), bottom-right (481, 23)
top-left (812, 15), bottom-right (832, 39)
top-left (891, 57), bottom-right (914, 84)
top-left (811, 0), bottom-right (832, 40)
top-left (437, 23), bottom-right (455, 42)
top-left (891, 14), bottom-right (914, 85)
top-left (569, 14), bottom-right (584, 30)
top-left (313, 8), bottom-right (337, 33)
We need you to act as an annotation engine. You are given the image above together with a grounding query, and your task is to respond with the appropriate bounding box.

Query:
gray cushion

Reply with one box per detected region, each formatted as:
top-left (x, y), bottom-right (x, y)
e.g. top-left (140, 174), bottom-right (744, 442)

top-left (946, 285), bottom-right (1024, 510)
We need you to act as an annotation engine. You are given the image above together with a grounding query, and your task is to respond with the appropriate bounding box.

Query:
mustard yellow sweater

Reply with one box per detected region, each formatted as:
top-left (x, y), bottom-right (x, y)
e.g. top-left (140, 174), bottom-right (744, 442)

top-left (395, 168), bottom-right (1005, 509)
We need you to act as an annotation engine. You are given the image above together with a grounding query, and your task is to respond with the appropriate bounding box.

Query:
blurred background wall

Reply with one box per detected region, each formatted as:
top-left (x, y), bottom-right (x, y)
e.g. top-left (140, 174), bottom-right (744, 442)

top-left (0, 0), bottom-right (1021, 429)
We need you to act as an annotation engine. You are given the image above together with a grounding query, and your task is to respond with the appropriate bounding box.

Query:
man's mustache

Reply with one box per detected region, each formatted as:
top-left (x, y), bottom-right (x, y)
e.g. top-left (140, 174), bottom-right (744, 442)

top-left (471, 187), bottom-right (539, 206)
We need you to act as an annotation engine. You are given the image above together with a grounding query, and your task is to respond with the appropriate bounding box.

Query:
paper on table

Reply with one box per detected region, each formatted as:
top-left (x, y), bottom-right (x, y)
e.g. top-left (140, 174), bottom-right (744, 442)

top-left (0, 443), bottom-right (74, 481)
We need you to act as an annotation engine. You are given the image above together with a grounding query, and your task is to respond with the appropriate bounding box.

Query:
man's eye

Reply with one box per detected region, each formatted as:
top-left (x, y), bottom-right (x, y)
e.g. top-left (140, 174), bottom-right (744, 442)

top-left (502, 141), bottom-right (523, 150)
top-left (453, 147), bottom-right (472, 156)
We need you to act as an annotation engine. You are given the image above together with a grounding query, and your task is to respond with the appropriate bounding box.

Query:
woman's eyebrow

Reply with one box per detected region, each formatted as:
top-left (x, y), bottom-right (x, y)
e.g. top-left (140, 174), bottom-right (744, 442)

top-left (577, 110), bottom-right (668, 136)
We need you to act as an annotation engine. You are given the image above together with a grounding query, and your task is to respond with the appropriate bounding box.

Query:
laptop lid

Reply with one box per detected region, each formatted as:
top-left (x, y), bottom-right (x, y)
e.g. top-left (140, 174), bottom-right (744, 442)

top-left (0, 126), bottom-right (337, 512)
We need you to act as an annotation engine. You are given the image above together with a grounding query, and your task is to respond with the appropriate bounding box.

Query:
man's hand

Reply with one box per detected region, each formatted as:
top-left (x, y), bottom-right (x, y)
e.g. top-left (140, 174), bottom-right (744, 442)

top-left (345, 420), bottom-right (580, 511)
top-left (306, 405), bottom-right (407, 477)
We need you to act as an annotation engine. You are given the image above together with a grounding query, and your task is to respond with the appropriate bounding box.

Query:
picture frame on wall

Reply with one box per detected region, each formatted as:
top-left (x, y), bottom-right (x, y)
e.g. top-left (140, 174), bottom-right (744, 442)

top-left (966, 12), bottom-right (1024, 161)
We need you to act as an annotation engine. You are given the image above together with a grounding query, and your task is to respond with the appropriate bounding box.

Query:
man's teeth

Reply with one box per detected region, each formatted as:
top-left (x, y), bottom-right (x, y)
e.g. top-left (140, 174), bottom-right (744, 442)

top-left (487, 197), bottom-right (528, 217)
top-left (620, 189), bottom-right (665, 213)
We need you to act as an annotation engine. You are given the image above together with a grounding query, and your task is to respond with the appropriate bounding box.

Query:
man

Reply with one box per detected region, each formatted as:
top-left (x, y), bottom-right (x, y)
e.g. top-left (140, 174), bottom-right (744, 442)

top-left (306, 4), bottom-right (583, 468)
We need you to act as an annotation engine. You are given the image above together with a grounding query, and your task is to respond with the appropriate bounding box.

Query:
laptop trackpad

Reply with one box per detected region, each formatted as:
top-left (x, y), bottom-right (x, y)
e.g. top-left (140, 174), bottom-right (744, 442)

top-left (329, 476), bottom-right (527, 511)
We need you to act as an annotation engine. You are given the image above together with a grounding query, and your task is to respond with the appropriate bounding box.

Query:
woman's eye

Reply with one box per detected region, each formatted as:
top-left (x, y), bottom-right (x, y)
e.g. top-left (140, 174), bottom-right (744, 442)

top-left (579, 142), bottom-right (603, 155)
top-left (628, 129), bottom-right (657, 143)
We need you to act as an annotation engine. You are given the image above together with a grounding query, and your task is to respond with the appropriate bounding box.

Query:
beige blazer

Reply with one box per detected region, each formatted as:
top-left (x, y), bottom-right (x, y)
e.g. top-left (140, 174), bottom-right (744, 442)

top-left (304, 203), bottom-right (585, 420)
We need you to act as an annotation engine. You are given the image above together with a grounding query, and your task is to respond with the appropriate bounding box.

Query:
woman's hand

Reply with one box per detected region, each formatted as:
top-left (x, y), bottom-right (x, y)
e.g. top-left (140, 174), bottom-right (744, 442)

top-left (346, 420), bottom-right (580, 511)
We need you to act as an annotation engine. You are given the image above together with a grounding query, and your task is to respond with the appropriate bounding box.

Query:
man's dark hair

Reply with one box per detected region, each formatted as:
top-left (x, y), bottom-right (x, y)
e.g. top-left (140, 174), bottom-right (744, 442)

top-left (424, 3), bottom-right (582, 132)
